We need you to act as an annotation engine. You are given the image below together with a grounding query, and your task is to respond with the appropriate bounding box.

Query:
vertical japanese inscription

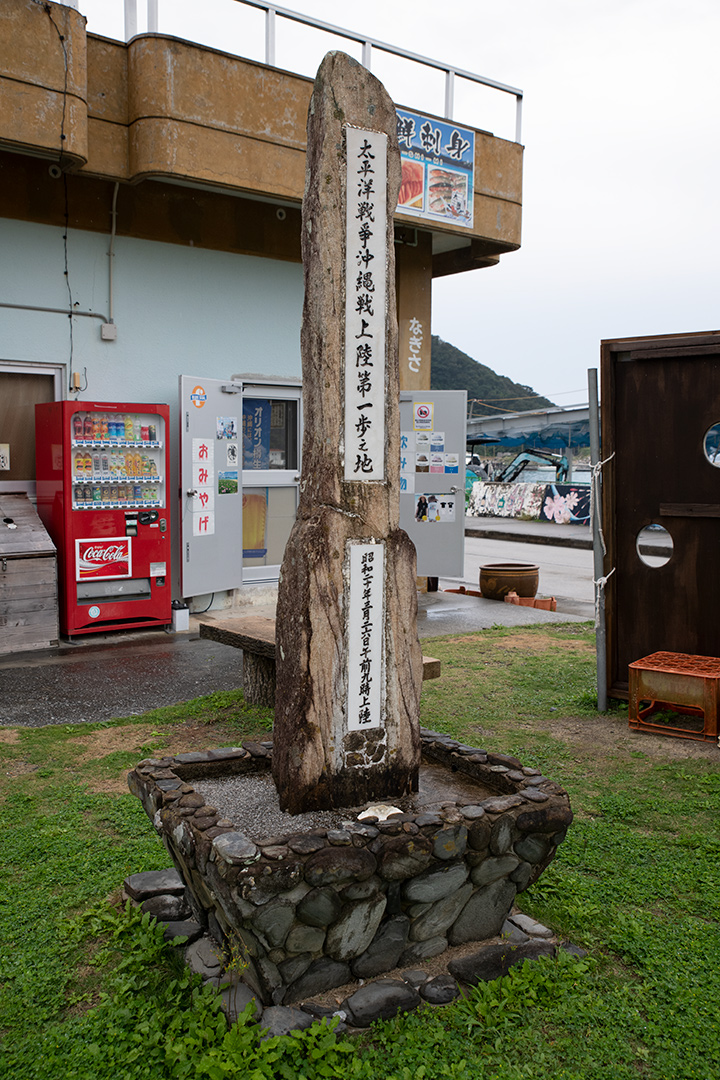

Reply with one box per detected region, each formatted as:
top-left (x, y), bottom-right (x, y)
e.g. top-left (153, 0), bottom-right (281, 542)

top-left (346, 542), bottom-right (385, 732)
top-left (344, 127), bottom-right (388, 482)
top-left (192, 438), bottom-right (215, 536)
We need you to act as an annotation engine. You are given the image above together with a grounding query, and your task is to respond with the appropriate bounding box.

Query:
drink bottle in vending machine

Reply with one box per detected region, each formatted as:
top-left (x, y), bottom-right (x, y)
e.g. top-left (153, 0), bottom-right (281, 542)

top-left (35, 401), bottom-right (171, 636)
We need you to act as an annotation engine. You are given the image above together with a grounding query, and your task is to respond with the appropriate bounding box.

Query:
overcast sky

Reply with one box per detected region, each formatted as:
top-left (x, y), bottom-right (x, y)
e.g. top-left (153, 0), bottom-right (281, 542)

top-left (78, 0), bottom-right (719, 406)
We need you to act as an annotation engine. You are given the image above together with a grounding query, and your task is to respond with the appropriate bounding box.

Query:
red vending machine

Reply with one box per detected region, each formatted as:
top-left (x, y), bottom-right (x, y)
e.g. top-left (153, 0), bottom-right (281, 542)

top-left (35, 400), bottom-right (172, 636)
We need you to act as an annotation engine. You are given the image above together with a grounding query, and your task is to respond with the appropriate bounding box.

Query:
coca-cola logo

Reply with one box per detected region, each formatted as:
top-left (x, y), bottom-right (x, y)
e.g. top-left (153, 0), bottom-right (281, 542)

top-left (82, 544), bottom-right (127, 564)
top-left (76, 537), bottom-right (131, 580)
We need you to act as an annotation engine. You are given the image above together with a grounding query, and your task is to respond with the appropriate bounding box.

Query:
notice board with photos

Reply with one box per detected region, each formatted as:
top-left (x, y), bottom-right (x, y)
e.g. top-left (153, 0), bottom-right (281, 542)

top-left (399, 390), bottom-right (467, 577)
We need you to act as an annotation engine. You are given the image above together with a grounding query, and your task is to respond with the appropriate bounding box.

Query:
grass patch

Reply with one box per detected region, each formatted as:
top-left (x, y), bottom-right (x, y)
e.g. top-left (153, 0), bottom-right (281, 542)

top-left (1, 624), bottom-right (719, 1079)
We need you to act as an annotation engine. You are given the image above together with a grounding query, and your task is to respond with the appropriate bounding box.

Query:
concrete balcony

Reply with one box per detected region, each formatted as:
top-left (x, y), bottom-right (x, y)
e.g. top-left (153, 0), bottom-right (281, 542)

top-left (0, 0), bottom-right (522, 274)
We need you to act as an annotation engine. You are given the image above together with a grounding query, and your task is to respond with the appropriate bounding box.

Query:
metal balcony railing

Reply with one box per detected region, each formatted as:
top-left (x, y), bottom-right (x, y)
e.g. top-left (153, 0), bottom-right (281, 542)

top-left (58, 0), bottom-right (523, 142)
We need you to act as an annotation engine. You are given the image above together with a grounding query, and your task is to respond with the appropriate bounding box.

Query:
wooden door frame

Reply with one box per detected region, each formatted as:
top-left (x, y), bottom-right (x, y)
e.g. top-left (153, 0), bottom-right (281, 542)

top-left (600, 330), bottom-right (720, 700)
top-left (0, 360), bottom-right (65, 498)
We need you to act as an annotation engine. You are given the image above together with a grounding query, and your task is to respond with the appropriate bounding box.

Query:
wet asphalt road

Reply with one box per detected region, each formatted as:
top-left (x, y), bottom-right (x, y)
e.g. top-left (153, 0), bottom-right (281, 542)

top-left (1, 525), bottom-right (590, 729)
top-left (0, 634), bottom-right (244, 727)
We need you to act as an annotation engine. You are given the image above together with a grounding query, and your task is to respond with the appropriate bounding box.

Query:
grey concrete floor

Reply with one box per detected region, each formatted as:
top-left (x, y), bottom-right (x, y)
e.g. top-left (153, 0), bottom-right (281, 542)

top-left (441, 534), bottom-right (595, 620)
top-left (0, 633), bottom-right (245, 727)
top-left (1, 521), bottom-right (591, 727)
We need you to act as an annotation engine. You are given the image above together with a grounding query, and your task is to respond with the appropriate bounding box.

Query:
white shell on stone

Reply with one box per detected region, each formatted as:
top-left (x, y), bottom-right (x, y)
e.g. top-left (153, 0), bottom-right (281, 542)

top-left (359, 804), bottom-right (402, 822)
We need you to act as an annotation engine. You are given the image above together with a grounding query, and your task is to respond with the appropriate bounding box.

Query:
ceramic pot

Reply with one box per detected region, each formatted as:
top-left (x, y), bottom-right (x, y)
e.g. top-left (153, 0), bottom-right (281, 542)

top-left (479, 562), bottom-right (539, 601)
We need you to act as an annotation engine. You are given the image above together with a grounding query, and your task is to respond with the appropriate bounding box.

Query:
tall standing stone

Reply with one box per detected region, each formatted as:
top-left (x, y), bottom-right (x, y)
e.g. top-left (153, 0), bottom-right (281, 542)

top-left (273, 52), bottom-right (422, 813)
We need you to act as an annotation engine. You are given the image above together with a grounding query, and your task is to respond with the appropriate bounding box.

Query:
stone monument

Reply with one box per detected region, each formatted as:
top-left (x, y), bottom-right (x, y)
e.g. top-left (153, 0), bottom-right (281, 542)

top-left (273, 52), bottom-right (423, 813)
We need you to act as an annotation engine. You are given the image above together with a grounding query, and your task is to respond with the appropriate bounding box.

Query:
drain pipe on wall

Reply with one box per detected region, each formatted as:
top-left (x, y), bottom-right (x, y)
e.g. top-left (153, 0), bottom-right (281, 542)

top-left (101, 182), bottom-right (120, 342)
top-left (588, 367), bottom-right (607, 711)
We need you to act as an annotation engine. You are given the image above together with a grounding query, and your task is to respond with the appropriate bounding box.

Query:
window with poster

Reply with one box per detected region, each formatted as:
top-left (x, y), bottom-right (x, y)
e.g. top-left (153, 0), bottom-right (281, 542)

top-left (239, 379), bottom-right (302, 583)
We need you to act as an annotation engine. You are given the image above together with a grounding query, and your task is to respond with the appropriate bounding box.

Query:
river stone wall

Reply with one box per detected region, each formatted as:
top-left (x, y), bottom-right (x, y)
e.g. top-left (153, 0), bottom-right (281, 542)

top-left (128, 731), bottom-right (572, 1005)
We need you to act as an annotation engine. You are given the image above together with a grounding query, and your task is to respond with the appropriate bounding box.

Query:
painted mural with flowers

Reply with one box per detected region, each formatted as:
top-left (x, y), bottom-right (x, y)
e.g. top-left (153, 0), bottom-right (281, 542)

top-left (469, 482), bottom-right (590, 524)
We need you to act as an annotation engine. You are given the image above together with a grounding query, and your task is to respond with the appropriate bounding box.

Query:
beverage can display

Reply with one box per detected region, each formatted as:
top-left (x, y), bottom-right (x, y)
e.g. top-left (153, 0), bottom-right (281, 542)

top-left (73, 484), bottom-right (83, 504)
top-left (83, 484), bottom-right (93, 504)
top-left (124, 414), bottom-right (134, 441)
top-left (141, 425), bottom-right (149, 442)
top-left (72, 414), bottom-right (83, 439)
top-left (133, 485), bottom-right (143, 503)
top-left (83, 414), bottom-right (94, 439)
top-left (101, 486), bottom-right (111, 505)
top-left (149, 457), bottom-right (158, 477)
top-left (110, 485), bottom-right (119, 503)
top-left (148, 423), bottom-right (156, 442)
top-left (93, 486), bottom-right (102, 503)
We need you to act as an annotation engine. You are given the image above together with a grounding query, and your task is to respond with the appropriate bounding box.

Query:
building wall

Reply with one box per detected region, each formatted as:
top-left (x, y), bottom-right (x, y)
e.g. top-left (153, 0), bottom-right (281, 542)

top-left (0, 0), bottom-right (525, 618)
top-left (0, 217), bottom-right (304, 394)
top-left (0, 215), bottom-right (303, 601)
top-left (0, 1), bottom-right (522, 260)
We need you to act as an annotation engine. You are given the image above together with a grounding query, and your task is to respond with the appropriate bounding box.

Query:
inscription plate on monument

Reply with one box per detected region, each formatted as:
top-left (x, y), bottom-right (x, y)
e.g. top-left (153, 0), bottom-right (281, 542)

top-left (344, 127), bottom-right (388, 481)
top-left (346, 542), bottom-right (385, 732)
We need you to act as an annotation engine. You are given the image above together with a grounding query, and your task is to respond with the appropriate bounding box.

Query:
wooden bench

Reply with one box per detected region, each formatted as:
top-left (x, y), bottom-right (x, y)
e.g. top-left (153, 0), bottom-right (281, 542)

top-left (199, 615), bottom-right (441, 707)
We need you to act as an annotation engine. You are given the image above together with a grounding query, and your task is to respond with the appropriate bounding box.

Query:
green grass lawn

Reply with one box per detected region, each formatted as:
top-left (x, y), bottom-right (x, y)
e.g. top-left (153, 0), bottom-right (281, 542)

top-left (1, 622), bottom-right (719, 1079)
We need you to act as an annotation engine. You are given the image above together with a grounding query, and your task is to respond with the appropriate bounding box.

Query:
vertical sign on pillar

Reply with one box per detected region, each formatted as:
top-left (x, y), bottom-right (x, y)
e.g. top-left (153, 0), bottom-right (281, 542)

top-left (396, 231), bottom-right (433, 392)
top-left (192, 438), bottom-right (215, 536)
top-left (344, 126), bottom-right (388, 481)
top-left (346, 542), bottom-right (385, 731)
top-left (344, 126), bottom-right (389, 733)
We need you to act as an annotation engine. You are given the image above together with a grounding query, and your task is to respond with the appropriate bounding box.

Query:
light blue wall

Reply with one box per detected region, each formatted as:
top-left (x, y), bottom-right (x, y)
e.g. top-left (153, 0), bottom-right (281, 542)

top-left (0, 216), bottom-right (304, 600)
top-left (0, 217), bottom-right (304, 396)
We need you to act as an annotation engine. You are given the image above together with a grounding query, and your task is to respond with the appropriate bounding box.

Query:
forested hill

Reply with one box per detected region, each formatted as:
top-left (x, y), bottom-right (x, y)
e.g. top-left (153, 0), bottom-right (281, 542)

top-left (430, 335), bottom-right (555, 416)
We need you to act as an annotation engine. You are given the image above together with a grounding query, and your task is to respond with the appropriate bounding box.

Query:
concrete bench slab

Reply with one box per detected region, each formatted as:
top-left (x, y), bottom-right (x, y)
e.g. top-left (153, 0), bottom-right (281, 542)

top-left (199, 617), bottom-right (440, 707)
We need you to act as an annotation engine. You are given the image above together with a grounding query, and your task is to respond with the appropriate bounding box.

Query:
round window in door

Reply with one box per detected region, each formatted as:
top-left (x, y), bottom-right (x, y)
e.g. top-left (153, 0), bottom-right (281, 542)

top-left (703, 422), bottom-right (720, 467)
top-left (636, 524), bottom-right (673, 568)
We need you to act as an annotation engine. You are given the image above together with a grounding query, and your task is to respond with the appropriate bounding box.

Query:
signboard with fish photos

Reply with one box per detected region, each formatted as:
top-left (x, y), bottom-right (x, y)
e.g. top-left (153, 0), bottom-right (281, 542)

top-left (395, 108), bottom-right (475, 229)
